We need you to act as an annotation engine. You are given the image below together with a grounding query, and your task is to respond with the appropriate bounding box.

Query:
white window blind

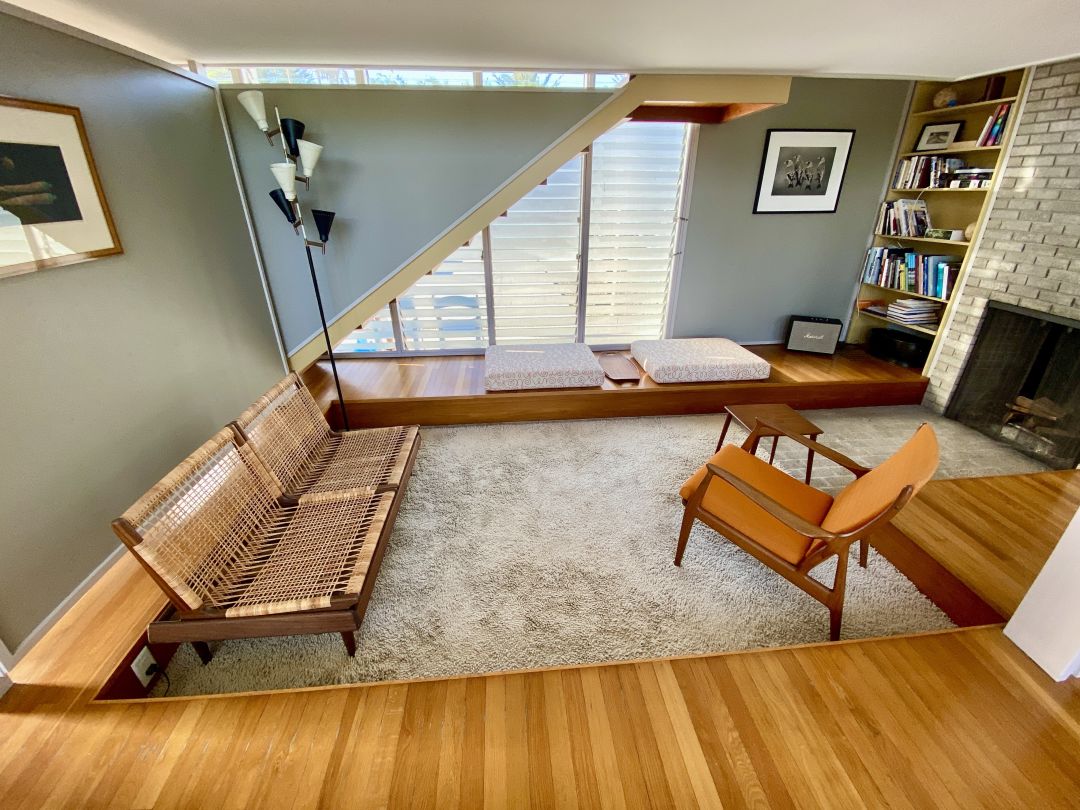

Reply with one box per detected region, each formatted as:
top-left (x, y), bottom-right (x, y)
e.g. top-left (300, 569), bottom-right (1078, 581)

top-left (585, 122), bottom-right (688, 344)
top-left (398, 234), bottom-right (489, 351)
top-left (338, 122), bottom-right (690, 355)
top-left (337, 304), bottom-right (396, 353)
top-left (488, 155), bottom-right (583, 344)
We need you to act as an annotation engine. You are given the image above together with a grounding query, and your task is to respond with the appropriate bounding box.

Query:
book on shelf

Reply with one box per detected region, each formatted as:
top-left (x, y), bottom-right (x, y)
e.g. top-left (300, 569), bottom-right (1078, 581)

top-left (977, 103), bottom-right (1012, 147)
top-left (861, 247), bottom-right (961, 299)
top-left (876, 198), bottom-right (931, 237)
top-left (885, 298), bottom-right (943, 327)
top-left (893, 157), bottom-right (992, 189)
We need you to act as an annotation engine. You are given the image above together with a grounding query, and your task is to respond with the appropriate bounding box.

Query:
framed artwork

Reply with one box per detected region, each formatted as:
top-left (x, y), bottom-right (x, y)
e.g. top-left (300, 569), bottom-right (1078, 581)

top-left (915, 121), bottom-right (963, 151)
top-left (0, 97), bottom-right (121, 279)
top-left (753, 129), bottom-right (855, 213)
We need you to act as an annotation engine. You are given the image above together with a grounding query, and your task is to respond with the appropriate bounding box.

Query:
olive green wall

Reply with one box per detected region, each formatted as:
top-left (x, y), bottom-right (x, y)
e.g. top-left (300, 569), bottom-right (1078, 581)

top-left (674, 77), bottom-right (911, 342)
top-left (0, 12), bottom-right (284, 650)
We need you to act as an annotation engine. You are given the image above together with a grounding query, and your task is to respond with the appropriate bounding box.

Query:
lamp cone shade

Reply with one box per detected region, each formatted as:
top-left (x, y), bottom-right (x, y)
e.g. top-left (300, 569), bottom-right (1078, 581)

top-left (236, 90), bottom-right (269, 131)
top-left (279, 118), bottom-right (305, 157)
top-left (270, 162), bottom-right (297, 200)
top-left (312, 209), bottom-right (336, 243)
top-left (269, 189), bottom-right (297, 223)
top-left (297, 139), bottom-right (323, 177)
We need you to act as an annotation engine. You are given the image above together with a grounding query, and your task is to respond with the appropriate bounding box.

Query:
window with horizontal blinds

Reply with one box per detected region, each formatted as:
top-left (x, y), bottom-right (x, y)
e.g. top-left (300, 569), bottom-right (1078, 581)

top-left (488, 155), bottom-right (583, 345)
top-left (338, 121), bottom-right (691, 355)
top-left (337, 304), bottom-right (396, 352)
top-left (398, 235), bottom-right (489, 351)
top-left (585, 121), bottom-right (688, 344)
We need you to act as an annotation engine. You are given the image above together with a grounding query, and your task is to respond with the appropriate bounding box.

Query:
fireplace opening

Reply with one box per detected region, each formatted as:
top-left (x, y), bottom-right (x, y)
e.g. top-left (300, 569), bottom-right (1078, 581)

top-left (946, 301), bottom-right (1080, 470)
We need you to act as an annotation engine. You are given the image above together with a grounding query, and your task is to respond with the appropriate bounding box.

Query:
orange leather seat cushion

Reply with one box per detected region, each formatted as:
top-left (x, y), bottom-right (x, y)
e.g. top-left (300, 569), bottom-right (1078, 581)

top-left (822, 424), bottom-right (939, 534)
top-left (680, 445), bottom-right (834, 564)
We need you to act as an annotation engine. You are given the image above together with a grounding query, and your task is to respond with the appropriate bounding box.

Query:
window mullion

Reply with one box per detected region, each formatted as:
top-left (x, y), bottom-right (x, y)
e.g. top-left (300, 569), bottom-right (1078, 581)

top-left (575, 146), bottom-right (594, 344)
top-left (481, 227), bottom-right (497, 345)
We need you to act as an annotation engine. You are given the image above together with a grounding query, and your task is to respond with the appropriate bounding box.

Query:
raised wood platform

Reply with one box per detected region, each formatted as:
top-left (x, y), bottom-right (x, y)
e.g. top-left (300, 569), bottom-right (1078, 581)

top-left (303, 344), bottom-right (929, 428)
top-left (887, 470), bottom-right (1080, 619)
top-left (3, 473), bottom-right (1078, 807)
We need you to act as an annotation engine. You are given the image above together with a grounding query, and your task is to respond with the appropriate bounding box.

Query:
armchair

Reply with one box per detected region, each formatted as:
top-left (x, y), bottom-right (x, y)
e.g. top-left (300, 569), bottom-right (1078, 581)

top-left (676, 421), bottom-right (939, 640)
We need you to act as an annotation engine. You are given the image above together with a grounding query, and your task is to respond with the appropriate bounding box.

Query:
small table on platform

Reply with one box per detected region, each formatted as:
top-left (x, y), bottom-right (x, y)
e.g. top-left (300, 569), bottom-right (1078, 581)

top-left (716, 403), bottom-right (822, 484)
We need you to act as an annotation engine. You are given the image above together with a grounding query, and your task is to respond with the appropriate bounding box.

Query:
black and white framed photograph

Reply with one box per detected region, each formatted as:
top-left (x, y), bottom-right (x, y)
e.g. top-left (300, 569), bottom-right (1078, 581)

top-left (753, 129), bottom-right (855, 213)
top-left (914, 121), bottom-right (963, 151)
top-left (0, 97), bottom-right (121, 279)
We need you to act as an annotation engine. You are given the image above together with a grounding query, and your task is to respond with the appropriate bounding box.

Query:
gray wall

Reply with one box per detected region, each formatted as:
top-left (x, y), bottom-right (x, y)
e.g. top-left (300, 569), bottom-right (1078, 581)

top-left (222, 87), bottom-right (609, 351)
top-left (674, 77), bottom-right (911, 343)
top-left (0, 14), bottom-right (285, 649)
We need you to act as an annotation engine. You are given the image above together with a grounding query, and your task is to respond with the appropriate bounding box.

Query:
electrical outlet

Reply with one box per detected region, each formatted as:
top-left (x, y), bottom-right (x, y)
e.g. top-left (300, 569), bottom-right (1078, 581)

top-left (131, 647), bottom-right (158, 688)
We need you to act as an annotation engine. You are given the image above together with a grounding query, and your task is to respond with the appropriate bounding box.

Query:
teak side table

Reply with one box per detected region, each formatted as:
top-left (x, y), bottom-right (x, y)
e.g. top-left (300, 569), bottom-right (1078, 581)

top-left (716, 403), bottom-right (823, 484)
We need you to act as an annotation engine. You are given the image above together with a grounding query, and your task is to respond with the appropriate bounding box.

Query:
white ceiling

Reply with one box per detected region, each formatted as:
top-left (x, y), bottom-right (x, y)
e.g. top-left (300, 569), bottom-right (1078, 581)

top-left (8, 0), bottom-right (1080, 79)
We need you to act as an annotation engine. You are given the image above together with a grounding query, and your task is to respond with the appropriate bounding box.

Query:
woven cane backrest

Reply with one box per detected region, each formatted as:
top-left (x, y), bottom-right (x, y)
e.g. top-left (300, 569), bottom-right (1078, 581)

top-left (118, 428), bottom-right (282, 611)
top-left (235, 374), bottom-right (331, 491)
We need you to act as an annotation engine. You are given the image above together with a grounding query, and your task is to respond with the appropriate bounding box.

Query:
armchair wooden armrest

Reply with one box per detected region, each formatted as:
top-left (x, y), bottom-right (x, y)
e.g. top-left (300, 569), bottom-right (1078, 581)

top-left (700, 464), bottom-right (838, 540)
top-left (743, 419), bottom-right (871, 478)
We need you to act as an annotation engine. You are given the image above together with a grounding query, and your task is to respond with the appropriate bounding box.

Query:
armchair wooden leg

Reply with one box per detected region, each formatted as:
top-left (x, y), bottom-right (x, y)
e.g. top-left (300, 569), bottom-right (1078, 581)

top-left (192, 641), bottom-right (213, 665)
top-left (341, 631), bottom-right (357, 657)
top-left (859, 538), bottom-right (870, 568)
top-left (828, 551), bottom-right (849, 642)
top-left (675, 508), bottom-right (696, 566)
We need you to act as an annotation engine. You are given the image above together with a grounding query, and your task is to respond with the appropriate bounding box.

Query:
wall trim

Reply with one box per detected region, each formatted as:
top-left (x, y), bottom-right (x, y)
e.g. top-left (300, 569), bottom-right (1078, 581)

top-left (0, 1), bottom-right (211, 87)
top-left (4, 545), bottom-right (125, 667)
top-left (215, 87), bottom-right (290, 372)
top-left (665, 123), bottom-right (700, 338)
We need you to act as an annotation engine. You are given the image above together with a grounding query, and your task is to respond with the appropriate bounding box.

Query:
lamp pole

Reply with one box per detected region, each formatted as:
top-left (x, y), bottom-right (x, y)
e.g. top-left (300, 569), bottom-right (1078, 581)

top-left (303, 241), bottom-right (350, 430)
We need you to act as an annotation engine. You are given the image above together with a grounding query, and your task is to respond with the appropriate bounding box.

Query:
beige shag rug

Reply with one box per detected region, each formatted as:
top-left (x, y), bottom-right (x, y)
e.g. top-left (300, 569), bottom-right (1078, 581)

top-left (155, 406), bottom-right (1045, 697)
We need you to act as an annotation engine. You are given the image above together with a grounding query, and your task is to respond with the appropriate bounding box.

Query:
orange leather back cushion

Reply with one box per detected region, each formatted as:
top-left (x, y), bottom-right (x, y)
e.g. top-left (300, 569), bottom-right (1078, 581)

top-left (821, 424), bottom-right (939, 535)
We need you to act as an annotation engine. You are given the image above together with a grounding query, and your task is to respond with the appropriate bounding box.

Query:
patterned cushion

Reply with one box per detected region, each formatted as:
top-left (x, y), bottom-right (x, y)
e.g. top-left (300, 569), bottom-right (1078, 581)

top-left (630, 338), bottom-right (771, 383)
top-left (484, 343), bottom-right (605, 391)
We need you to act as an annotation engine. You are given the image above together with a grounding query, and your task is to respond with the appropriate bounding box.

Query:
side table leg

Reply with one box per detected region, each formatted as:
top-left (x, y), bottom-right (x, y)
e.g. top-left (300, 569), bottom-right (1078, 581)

top-left (716, 413), bottom-right (733, 452)
top-left (768, 435), bottom-right (778, 465)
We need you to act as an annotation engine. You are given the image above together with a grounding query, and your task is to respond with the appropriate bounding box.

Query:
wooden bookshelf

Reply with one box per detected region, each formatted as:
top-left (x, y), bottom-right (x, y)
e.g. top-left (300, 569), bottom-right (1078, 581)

top-left (848, 67), bottom-right (1032, 374)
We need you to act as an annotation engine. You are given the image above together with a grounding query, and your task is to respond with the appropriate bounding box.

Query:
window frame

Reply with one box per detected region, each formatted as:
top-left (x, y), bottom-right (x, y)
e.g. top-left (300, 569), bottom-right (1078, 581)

top-left (335, 123), bottom-right (699, 358)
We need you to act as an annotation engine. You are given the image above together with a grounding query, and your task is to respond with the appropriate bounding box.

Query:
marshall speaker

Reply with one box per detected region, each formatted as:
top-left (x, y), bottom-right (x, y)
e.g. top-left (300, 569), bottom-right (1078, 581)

top-left (786, 315), bottom-right (842, 355)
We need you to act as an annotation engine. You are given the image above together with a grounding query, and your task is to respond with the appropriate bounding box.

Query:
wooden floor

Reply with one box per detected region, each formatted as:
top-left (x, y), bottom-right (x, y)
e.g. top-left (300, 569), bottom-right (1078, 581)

top-left (303, 344), bottom-right (929, 428)
top-left (889, 469), bottom-right (1080, 619)
top-left (3, 475), bottom-right (1079, 807)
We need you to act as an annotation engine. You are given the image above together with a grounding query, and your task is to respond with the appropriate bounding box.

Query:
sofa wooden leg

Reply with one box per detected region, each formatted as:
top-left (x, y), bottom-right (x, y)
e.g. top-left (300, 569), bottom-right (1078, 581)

top-left (341, 631), bottom-right (357, 657)
top-left (192, 641), bottom-right (213, 665)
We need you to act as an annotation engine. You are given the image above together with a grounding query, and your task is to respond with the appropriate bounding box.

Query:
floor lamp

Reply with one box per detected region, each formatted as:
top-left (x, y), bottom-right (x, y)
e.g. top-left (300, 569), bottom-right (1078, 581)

top-left (237, 89), bottom-right (350, 430)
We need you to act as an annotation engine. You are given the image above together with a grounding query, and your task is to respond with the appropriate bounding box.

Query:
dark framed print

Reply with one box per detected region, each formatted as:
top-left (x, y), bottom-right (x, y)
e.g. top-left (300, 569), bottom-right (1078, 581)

top-left (753, 129), bottom-right (855, 213)
top-left (915, 121), bottom-right (963, 151)
top-left (0, 97), bottom-right (121, 279)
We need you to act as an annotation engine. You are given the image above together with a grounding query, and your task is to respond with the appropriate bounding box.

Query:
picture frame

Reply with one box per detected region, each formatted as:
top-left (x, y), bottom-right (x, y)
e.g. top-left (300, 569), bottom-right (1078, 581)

top-left (914, 121), bottom-right (964, 152)
top-left (0, 96), bottom-right (122, 279)
top-left (753, 129), bottom-right (855, 214)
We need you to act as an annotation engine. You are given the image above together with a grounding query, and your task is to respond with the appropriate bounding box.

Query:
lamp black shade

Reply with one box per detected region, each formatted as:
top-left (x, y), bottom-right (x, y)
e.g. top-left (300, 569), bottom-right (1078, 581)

top-left (269, 188), bottom-right (297, 223)
top-left (312, 209), bottom-right (336, 243)
top-left (279, 118), bottom-right (306, 157)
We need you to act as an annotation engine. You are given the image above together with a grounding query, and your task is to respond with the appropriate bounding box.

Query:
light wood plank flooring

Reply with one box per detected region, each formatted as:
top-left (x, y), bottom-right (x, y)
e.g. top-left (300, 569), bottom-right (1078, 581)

top-left (3, 472), bottom-right (1079, 806)
top-left (890, 470), bottom-right (1080, 618)
top-left (303, 344), bottom-right (930, 427)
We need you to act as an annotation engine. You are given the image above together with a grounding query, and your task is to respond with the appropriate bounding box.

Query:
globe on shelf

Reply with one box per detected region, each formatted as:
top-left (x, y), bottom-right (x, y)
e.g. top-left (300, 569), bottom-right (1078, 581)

top-left (933, 87), bottom-right (960, 109)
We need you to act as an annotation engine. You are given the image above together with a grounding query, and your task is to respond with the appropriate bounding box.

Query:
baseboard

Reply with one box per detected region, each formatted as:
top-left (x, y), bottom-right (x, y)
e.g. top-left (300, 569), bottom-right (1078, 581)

top-left (9, 545), bottom-right (125, 665)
